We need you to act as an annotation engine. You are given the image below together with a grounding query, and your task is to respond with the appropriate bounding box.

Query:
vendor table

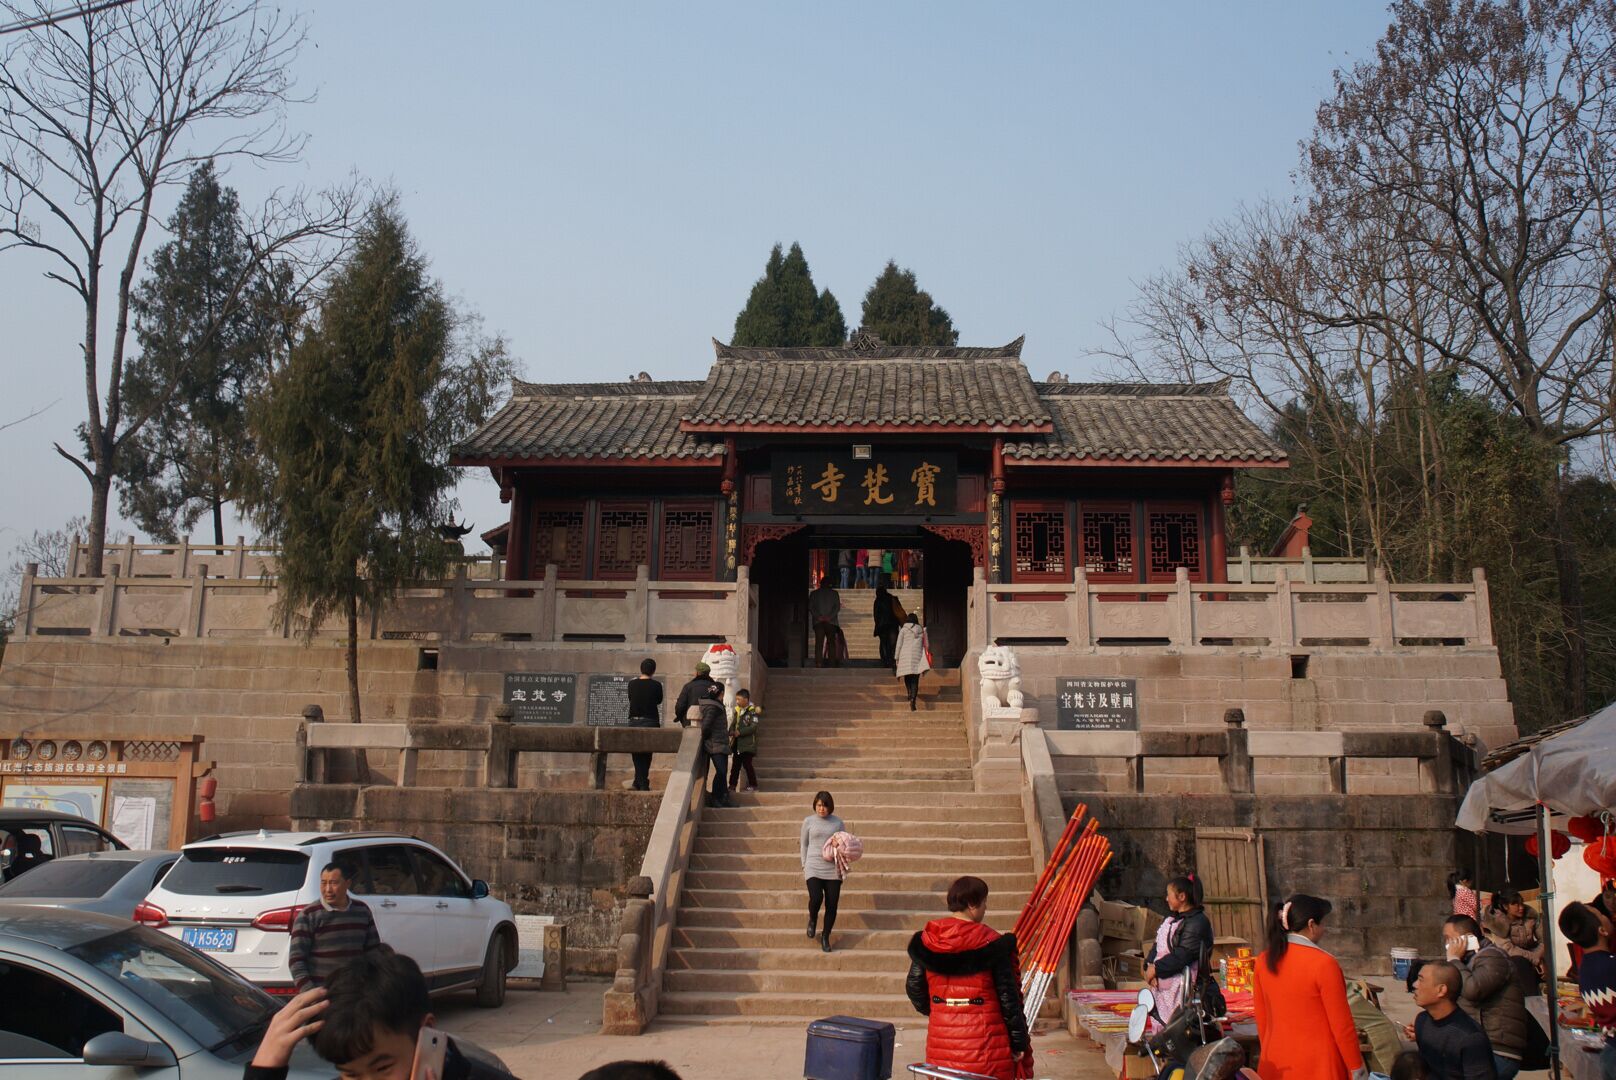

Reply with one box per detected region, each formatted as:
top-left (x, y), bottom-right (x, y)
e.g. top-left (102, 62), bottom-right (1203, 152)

top-left (1526, 997), bottom-right (1607, 1080)
top-left (1066, 989), bottom-right (1257, 1075)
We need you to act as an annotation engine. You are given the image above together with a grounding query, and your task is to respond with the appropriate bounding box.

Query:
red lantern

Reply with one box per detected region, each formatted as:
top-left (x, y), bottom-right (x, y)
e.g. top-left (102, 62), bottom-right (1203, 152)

top-left (1526, 831), bottom-right (1572, 859)
top-left (1568, 816), bottom-right (1604, 843)
top-left (1586, 837), bottom-right (1616, 877)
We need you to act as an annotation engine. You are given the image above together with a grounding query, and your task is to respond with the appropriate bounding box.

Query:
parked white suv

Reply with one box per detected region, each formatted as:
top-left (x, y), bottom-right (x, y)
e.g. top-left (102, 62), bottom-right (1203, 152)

top-left (137, 831), bottom-right (518, 1006)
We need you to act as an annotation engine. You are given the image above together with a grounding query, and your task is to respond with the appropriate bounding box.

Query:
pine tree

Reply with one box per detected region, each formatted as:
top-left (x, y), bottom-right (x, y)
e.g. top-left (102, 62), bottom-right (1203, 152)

top-left (731, 242), bottom-right (846, 347)
top-left (860, 261), bottom-right (958, 347)
top-left (242, 202), bottom-right (455, 741)
top-left (117, 162), bottom-right (282, 544)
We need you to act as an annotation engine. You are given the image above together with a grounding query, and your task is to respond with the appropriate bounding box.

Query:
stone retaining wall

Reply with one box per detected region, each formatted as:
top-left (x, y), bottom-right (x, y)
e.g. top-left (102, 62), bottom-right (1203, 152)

top-left (291, 783), bottom-right (657, 976)
top-left (1081, 792), bottom-right (1457, 972)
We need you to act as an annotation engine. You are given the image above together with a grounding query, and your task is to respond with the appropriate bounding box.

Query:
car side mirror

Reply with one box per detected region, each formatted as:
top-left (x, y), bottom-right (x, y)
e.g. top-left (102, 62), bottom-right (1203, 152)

top-left (471, 879), bottom-right (489, 899)
top-left (82, 1032), bottom-right (177, 1068)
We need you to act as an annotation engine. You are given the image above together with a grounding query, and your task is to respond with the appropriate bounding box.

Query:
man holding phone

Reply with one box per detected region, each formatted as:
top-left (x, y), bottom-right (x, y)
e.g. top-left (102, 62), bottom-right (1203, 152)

top-left (1442, 915), bottom-right (1529, 1079)
top-left (248, 947), bottom-right (513, 1080)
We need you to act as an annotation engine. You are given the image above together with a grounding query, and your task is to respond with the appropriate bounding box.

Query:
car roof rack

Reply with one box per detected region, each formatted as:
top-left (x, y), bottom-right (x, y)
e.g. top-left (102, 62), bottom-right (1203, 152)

top-left (296, 832), bottom-right (425, 846)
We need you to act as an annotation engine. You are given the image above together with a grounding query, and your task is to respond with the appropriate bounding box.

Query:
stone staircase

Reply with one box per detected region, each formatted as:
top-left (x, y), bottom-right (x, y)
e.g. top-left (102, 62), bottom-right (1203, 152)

top-left (660, 667), bottom-right (1036, 1021)
top-left (830, 588), bottom-right (924, 662)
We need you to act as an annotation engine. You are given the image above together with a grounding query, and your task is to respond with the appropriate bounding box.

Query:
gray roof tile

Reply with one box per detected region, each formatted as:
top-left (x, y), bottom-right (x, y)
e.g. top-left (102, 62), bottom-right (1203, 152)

top-left (684, 338), bottom-right (1050, 430)
top-left (454, 383), bottom-right (721, 461)
top-left (1006, 384), bottom-right (1286, 463)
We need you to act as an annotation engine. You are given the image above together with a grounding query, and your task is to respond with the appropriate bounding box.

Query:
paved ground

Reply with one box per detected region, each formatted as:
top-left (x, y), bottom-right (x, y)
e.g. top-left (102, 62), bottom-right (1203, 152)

top-left (433, 978), bottom-right (1115, 1079)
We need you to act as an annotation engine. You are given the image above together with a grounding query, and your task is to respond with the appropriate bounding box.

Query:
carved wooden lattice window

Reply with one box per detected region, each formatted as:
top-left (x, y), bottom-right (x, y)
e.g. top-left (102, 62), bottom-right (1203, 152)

top-left (594, 502), bottom-right (651, 579)
top-left (532, 503), bottom-right (586, 578)
top-left (1146, 504), bottom-right (1204, 581)
top-left (1010, 501), bottom-right (1068, 581)
top-left (1079, 503), bottom-right (1136, 579)
top-left (658, 500), bottom-right (717, 580)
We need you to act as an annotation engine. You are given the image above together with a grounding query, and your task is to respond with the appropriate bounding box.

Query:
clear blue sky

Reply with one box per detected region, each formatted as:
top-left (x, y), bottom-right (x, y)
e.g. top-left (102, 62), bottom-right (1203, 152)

top-left (0, 1), bottom-right (1391, 567)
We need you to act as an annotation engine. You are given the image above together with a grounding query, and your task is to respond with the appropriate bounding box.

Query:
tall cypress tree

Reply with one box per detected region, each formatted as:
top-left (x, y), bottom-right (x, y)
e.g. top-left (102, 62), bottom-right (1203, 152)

top-left (243, 202), bottom-right (453, 741)
top-left (731, 242), bottom-right (846, 347)
top-left (860, 261), bottom-right (958, 346)
top-left (117, 162), bottom-right (281, 544)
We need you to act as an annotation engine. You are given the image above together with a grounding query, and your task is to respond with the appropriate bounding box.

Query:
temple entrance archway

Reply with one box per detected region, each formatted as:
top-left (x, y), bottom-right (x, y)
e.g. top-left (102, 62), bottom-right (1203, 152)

top-left (749, 525), bottom-right (975, 669)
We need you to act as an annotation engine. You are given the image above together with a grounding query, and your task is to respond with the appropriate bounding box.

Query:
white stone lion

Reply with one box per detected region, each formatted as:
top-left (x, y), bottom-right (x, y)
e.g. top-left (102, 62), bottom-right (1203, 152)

top-left (978, 644), bottom-right (1024, 712)
top-left (701, 643), bottom-right (740, 713)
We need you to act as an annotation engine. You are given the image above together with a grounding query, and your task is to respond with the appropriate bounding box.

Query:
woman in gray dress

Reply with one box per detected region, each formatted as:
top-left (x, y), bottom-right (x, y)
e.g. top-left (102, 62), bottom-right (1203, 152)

top-left (801, 789), bottom-right (845, 953)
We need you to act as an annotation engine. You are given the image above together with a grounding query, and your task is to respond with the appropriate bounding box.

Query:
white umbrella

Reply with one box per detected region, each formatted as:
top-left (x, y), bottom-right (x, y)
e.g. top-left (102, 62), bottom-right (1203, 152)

top-left (1456, 701), bottom-right (1616, 832)
top-left (1454, 700), bottom-right (1616, 1080)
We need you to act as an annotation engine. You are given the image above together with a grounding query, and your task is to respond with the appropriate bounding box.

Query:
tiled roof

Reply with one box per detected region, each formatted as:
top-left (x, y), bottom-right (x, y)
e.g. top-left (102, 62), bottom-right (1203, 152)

top-left (682, 337), bottom-right (1051, 430)
top-left (453, 382), bottom-right (721, 462)
top-left (1006, 384), bottom-right (1286, 464)
top-left (453, 350), bottom-right (1286, 467)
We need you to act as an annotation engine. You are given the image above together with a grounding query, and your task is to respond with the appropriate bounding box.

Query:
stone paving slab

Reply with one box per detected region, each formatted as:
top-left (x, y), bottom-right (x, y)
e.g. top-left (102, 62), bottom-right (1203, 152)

top-left (432, 978), bottom-right (1114, 1079)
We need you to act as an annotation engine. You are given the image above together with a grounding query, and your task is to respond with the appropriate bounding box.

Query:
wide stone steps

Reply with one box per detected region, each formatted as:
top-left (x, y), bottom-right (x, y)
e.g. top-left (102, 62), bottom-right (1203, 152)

top-left (693, 831), bottom-right (1028, 852)
top-left (667, 945), bottom-right (910, 973)
top-left (674, 907), bottom-right (1006, 932)
top-left (660, 666), bottom-right (1035, 1024)
top-left (750, 765), bottom-right (975, 781)
top-left (657, 990), bottom-right (918, 1020)
top-left (671, 926), bottom-right (930, 951)
top-left (689, 852), bottom-right (1031, 874)
top-left (664, 968), bottom-right (914, 995)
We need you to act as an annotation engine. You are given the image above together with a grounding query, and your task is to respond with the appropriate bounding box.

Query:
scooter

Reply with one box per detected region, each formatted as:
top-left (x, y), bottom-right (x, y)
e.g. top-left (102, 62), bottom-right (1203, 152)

top-left (1127, 988), bottom-right (1247, 1080)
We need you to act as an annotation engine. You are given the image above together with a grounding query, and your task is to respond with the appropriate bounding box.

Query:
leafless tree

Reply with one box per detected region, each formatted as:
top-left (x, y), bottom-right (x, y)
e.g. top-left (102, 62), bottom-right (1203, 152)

top-left (0, 0), bottom-right (360, 578)
top-left (1305, 0), bottom-right (1616, 713)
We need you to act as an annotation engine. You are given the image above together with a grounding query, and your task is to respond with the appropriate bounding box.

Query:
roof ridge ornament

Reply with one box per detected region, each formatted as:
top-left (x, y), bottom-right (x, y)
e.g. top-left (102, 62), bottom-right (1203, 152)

top-left (848, 327), bottom-right (885, 351)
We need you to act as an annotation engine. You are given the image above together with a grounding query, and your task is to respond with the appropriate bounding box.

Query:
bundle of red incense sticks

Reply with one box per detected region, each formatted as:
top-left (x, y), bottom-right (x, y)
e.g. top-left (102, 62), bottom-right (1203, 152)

top-left (1011, 802), bottom-right (1113, 1026)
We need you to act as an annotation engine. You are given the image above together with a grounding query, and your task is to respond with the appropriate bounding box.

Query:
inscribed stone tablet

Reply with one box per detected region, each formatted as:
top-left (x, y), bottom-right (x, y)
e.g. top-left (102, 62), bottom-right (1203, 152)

top-left (502, 673), bottom-right (576, 724)
top-left (1056, 677), bottom-right (1139, 731)
top-left (586, 674), bottom-right (634, 727)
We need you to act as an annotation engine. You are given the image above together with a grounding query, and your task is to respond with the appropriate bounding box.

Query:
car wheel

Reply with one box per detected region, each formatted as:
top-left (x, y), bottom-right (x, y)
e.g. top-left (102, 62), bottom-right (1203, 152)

top-left (474, 935), bottom-right (506, 1008)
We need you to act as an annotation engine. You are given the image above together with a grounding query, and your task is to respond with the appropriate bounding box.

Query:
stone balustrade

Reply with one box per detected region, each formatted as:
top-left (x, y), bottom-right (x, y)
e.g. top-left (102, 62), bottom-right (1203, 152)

top-left (68, 537), bottom-right (505, 581)
top-left (15, 563), bottom-right (756, 646)
top-left (972, 566), bottom-right (1492, 651)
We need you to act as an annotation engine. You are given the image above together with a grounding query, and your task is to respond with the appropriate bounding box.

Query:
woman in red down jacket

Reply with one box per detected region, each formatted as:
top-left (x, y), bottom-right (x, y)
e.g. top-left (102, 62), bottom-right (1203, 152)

top-left (906, 875), bottom-right (1032, 1080)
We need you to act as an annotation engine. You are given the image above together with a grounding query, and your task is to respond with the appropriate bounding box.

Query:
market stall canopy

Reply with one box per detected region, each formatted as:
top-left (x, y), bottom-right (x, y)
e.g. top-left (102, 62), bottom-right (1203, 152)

top-left (1456, 701), bottom-right (1616, 833)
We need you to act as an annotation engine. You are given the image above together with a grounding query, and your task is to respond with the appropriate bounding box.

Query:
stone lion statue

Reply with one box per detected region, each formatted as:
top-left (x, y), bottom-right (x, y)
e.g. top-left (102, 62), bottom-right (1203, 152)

top-left (702, 642), bottom-right (740, 713)
top-left (978, 644), bottom-right (1023, 712)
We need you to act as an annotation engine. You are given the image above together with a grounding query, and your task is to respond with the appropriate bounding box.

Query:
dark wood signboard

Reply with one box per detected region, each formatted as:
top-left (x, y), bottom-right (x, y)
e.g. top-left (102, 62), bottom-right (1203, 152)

top-left (502, 673), bottom-right (576, 724)
top-left (586, 674), bottom-right (637, 727)
top-left (773, 450), bottom-right (957, 516)
top-left (1056, 677), bottom-right (1139, 731)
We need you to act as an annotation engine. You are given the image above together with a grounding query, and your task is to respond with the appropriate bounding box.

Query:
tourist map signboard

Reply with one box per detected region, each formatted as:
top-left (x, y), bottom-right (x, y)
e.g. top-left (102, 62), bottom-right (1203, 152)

top-left (773, 450), bottom-right (957, 515)
top-left (1056, 677), bottom-right (1139, 731)
top-left (502, 673), bottom-right (576, 724)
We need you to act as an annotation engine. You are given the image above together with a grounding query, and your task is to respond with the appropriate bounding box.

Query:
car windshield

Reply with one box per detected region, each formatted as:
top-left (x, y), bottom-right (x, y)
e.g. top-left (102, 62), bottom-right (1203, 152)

top-left (66, 925), bottom-right (273, 1052)
top-left (161, 848), bottom-right (308, 895)
top-left (0, 857), bottom-right (134, 897)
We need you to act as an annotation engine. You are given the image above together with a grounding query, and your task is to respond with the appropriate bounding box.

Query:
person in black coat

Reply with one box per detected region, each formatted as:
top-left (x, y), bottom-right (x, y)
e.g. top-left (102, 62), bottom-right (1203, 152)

top-left (1143, 874), bottom-right (1214, 1015)
top-left (672, 661), bottom-right (717, 728)
top-left (697, 684), bottom-right (734, 808)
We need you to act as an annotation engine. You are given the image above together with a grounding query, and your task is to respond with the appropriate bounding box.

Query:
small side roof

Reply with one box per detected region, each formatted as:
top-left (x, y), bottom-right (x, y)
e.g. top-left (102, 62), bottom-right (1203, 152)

top-left (1004, 382), bottom-right (1286, 465)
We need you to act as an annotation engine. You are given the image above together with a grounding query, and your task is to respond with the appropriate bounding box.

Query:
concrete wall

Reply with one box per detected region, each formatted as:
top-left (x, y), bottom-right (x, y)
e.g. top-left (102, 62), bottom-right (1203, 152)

top-left (0, 637), bottom-right (762, 830)
top-left (291, 783), bottom-right (656, 975)
top-left (1080, 792), bottom-right (1457, 972)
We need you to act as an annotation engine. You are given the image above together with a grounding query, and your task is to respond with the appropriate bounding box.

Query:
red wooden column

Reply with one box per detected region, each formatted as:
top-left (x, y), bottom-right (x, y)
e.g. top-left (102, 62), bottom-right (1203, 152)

top-left (1208, 473), bottom-right (1233, 585)
top-left (506, 478), bottom-right (532, 582)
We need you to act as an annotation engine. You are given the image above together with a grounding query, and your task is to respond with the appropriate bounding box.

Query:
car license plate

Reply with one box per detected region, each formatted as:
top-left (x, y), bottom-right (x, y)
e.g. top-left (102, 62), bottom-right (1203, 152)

top-left (182, 927), bottom-right (237, 952)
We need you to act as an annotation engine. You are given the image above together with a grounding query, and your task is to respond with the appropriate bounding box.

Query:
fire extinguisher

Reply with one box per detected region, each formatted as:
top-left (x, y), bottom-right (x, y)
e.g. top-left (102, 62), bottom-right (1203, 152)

top-left (198, 777), bottom-right (217, 824)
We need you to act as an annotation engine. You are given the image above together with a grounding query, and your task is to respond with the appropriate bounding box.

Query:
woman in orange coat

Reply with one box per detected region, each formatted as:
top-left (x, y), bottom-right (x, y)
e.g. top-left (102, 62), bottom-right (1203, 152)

top-left (1253, 893), bottom-right (1368, 1080)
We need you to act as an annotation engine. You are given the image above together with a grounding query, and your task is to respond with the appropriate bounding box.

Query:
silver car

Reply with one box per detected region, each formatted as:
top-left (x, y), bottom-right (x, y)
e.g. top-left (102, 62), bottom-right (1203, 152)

top-left (0, 850), bottom-right (179, 918)
top-left (0, 904), bottom-right (328, 1078)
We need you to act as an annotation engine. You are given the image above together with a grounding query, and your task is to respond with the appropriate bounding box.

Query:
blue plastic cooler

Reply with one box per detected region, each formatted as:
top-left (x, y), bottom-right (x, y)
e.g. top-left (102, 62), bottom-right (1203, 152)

top-left (804, 1015), bottom-right (895, 1080)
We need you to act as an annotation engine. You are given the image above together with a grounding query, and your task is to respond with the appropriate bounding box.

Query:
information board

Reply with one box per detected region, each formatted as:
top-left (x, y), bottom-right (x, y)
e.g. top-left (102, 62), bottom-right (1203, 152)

top-left (502, 673), bottom-right (576, 724)
top-left (1056, 677), bottom-right (1139, 731)
top-left (586, 674), bottom-right (635, 727)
